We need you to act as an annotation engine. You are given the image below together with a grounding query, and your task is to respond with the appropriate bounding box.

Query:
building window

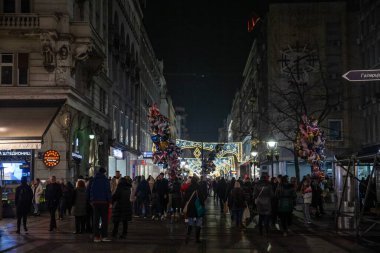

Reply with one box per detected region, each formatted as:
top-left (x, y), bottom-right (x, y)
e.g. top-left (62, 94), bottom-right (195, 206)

top-left (119, 111), bottom-right (124, 143)
top-left (125, 116), bottom-right (129, 145)
top-left (1, 54), bottom-right (13, 85)
top-left (112, 106), bottom-right (117, 139)
top-left (0, 53), bottom-right (29, 86)
top-left (130, 119), bottom-right (134, 148)
top-left (18, 53), bottom-right (28, 85)
top-left (2, 0), bottom-right (30, 13)
top-left (328, 119), bottom-right (343, 141)
top-left (135, 123), bottom-right (138, 149)
top-left (99, 88), bottom-right (107, 114)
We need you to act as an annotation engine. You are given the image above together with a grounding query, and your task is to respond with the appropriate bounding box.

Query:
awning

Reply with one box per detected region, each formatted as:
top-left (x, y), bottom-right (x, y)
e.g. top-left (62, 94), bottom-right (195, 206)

top-left (0, 101), bottom-right (63, 149)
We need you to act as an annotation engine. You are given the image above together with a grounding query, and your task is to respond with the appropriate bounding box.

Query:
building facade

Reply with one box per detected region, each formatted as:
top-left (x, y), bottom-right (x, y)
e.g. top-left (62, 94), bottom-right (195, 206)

top-left (0, 0), bottom-right (167, 184)
top-left (0, 0), bottom-right (111, 182)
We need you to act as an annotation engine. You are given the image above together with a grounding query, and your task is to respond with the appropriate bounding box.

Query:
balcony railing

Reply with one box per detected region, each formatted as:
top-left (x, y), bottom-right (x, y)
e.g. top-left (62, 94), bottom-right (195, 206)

top-left (0, 14), bottom-right (40, 28)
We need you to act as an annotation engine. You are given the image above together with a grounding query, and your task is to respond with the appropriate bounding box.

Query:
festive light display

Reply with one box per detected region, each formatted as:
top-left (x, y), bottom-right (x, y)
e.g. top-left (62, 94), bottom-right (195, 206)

top-left (295, 115), bottom-right (326, 178)
top-left (148, 104), bottom-right (181, 178)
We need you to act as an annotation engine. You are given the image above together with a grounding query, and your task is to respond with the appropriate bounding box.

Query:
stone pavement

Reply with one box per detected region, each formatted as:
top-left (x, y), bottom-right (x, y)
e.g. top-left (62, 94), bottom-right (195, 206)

top-left (0, 199), bottom-right (377, 253)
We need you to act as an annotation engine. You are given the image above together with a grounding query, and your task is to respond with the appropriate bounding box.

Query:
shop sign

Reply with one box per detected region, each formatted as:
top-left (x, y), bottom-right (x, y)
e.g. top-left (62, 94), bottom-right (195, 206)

top-left (143, 151), bottom-right (153, 159)
top-left (112, 149), bottom-right (123, 159)
top-left (0, 150), bottom-right (32, 156)
top-left (43, 150), bottom-right (60, 168)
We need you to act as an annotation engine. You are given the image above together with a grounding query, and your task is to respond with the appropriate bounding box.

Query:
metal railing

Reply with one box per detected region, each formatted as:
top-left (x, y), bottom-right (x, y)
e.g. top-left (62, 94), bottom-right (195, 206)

top-left (0, 14), bottom-right (40, 28)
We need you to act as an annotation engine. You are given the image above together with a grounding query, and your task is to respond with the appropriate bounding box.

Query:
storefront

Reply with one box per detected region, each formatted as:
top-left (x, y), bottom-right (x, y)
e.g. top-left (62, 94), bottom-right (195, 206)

top-left (0, 149), bottom-right (33, 207)
top-left (130, 152), bottom-right (161, 179)
top-left (108, 147), bottom-right (127, 178)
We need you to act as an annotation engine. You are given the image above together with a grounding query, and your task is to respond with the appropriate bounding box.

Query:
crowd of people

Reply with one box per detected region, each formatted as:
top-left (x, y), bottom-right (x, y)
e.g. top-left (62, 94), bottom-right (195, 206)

top-left (13, 169), bottom-right (336, 243)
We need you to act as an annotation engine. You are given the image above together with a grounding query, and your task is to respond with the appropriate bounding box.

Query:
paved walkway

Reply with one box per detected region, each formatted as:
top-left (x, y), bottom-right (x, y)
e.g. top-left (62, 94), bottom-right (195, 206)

top-left (0, 199), bottom-right (377, 253)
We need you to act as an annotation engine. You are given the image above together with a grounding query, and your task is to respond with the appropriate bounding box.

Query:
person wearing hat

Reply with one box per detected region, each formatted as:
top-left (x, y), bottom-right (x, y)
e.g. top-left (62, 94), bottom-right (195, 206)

top-left (15, 177), bottom-right (33, 234)
top-left (89, 167), bottom-right (112, 242)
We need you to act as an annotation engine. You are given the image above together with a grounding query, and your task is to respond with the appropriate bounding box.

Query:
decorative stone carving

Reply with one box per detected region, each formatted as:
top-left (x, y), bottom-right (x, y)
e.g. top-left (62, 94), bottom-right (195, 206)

top-left (40, 32), bottom-right (56, 72)
top-left (56, 42), bottom-right (72, 85)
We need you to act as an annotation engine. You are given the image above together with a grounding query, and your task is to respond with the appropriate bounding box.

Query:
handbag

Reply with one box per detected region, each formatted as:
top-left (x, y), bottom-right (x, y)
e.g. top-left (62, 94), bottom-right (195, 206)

top-left (254, 187), bottom-right (264, 205)
top-left (183, 190), bottom-right (196, 215)
top-left (195, 191), bottom-right (206, 217)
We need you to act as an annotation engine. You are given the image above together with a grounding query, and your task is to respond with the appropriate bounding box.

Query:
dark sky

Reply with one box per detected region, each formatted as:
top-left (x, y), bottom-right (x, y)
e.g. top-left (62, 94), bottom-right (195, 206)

top-left (144, 1), bottom-right (266, 142)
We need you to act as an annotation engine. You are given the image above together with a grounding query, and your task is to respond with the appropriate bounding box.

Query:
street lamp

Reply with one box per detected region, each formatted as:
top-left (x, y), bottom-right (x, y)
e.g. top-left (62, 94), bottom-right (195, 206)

top-left (266, 140), bottom-right (278, 178)
top-left (250, 150), bottom-right (258, 179)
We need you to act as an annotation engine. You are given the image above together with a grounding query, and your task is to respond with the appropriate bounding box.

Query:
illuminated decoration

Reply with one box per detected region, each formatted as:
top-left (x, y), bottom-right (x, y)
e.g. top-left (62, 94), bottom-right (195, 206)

top-left (181, 157), bottom-right (235, 177)
top-left (43, 150), bottom-right (60, 168)
top-left (176, 139), bottom-right (242, 162)
top-left (248, 13), bottom-right (260, 32)
top-left (295, 115), bottom-right (326, 178)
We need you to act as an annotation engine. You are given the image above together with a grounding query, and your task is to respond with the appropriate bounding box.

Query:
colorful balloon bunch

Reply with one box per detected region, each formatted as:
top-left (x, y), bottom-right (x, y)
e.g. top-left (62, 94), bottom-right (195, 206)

top-left (295, 115), bottom-right (326, 178)
top-left (201, 144), bottom-right (223, 174)
top-left (148, 104), bottom-right (181, 178)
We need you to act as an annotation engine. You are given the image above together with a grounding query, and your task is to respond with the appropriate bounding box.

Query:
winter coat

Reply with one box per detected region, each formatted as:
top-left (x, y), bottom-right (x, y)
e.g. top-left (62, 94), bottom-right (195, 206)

top-left (89, 172), bottom-right (112, 204)
top-left (253, 180), bottom-right (274, 215)
top-left (72, 188), bottom-right (87, 216)
top-left (183, 183), bottom-right (205, 218)
top-left (229, 188), bottom-right (246, 210)
top-left (154, 178), bottom-right (169, 197)
top-left (112, 181), bottom-right (132, 222)
top-left (277, 183), bottom-right (296, 213)
top-left (45, 182), bottom-right (63, 208)
top-left (135, 179), bottom-right (150, 201)
top-left (32, 183), bottom-right (43, 204)
top-left (216, 179), bottom-right (227, 200)
top-left (148, 178), bottom-right (155, 193)
top-left (15, 183), bottom-right (33, 212)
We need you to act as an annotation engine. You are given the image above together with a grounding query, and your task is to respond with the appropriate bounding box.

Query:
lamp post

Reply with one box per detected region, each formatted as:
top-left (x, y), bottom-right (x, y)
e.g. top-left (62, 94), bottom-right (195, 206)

top-left (251, 150), bottom-right (258, 179)
top-left (266, 140), bottom-right (278, 178)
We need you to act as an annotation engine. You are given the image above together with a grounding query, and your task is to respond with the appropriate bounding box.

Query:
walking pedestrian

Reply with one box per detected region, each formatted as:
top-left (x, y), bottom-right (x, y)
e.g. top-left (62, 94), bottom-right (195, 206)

top-left (229, 181), bottom-right (246, 228)
top-left (111, 177), bottom-right (132, 239)
top-left (183, 177), bottom-right (206, 244)
top-left (72, 180), bottom-right (87, 234)
top-left (253, 175), bottom-right (273, 237)
top-left (31, 178), bottom-right (43, 216)
top-left (111, 170), bottom-right (122, 195)
top-left (45, 176), bottom-right (62, 231)
top-left (90, 167), bottom-right (112, 242)
top-left (301, 178), bottom-right (312, 224)
top-left (276, 176), bottom-right (296, 236)
top-left (216, 177), bottom-right (227, 213)
top-left (135, 175), bottom-right (150, 218)
top-left (15, 177), bottom-right (33, 234)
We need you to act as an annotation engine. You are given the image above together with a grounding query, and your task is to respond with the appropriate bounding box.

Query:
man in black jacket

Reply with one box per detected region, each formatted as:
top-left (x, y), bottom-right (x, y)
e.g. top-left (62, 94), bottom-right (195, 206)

top-left (15, 177), bottom-right (33, 234)
top-left (45, 176), bottom-right (62, 231)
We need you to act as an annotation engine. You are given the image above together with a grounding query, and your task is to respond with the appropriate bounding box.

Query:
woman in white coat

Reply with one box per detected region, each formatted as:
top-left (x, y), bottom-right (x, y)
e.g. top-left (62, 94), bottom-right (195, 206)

top-left (32, 178), bottom-right (43, 215)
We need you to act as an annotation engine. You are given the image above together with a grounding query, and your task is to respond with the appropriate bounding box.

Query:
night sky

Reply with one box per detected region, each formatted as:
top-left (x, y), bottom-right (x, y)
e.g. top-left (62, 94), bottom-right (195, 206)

top-left (144, 1), bottom-right (266, 142)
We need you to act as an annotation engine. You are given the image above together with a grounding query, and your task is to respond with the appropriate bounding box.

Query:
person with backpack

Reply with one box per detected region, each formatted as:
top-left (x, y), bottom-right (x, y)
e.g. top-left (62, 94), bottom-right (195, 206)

top-left (15, 177), bottom-right (33, 234)
top-left (276, 176), bottom-right (296, 236)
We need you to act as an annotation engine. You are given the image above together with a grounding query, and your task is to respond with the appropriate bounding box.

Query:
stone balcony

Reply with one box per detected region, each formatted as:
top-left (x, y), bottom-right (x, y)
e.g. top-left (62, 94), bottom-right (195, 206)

top-left (0, 13), bottom-right (40, 29)
top-left (0, 13), bottom-right (59, 30)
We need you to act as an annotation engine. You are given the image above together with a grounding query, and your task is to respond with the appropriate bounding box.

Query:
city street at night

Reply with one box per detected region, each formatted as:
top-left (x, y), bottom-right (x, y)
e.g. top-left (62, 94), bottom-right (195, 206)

top-left (0, 199), bottom-right (376, 253)
top-left (1, 0), bottom-right (380, 252)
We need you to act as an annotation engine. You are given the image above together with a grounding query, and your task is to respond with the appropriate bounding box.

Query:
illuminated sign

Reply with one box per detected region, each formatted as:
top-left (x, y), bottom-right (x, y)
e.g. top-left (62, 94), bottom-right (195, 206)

top-left (143, 151), bottom-right (153, 159)
top-left (112, 149), bottom-right (123, 159)
top-left (0, 150), bottom-right (32, 156)
top-left (43, 150), bottom-right (60, 168)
